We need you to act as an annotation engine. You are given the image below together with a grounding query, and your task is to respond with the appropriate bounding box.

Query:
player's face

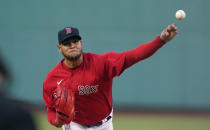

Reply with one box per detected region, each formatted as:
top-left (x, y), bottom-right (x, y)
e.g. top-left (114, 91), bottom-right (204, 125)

top-left (57, 38), bottom-right (83, 61)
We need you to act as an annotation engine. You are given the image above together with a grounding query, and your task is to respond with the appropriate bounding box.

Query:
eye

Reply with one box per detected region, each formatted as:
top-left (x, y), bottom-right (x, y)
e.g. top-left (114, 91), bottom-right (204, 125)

top-left (73, 39), bottom-right (79, 43)
top-left (62, 41), bottom-right (70, 46)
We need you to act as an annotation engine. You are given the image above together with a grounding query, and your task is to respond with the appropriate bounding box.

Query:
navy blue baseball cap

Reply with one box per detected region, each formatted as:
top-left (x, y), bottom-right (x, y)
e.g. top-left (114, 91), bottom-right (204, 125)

top-left (58, 26), bottom-right (81, 44)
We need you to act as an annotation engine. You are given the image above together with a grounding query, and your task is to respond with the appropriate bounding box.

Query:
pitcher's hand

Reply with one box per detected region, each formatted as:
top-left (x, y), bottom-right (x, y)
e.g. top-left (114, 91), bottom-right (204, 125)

top-left (160, 24), bottom-right (178, 43)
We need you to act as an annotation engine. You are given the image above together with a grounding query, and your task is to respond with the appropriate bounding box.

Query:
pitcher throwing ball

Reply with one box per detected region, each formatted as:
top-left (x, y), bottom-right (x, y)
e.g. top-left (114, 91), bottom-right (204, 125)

top-left (43, 24), bottom-right (178, 130)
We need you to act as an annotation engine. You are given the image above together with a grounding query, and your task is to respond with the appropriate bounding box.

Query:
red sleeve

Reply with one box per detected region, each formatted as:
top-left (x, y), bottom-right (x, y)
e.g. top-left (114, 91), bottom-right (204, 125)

top-left (43, 80), bottom-right (57, 108)
top-left (105, 36), bottom-right (165, 78)
top-left (43, 74), bottom-right (58, 127)
top-left (123, 36), bottom-right (165, 69)
top-left (105, 52), bottom-right (126, 78)
top-left (47, 108), bottom-right (57, 126)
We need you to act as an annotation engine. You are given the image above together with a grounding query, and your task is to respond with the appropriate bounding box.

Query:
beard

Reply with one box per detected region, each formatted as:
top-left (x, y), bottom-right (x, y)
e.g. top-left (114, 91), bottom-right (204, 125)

top-left (62, 50), bottom-right (82, 61)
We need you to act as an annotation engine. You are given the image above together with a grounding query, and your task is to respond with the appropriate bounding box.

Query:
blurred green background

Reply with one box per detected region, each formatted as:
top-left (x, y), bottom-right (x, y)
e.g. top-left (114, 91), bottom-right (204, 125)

top-left (34, 112), bottom-right (210, 130)
top-left (0, 0), bottom-right (210, 129)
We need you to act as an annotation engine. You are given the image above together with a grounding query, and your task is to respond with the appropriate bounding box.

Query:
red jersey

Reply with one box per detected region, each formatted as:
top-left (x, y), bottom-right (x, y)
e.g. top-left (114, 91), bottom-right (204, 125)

top-left (43, 36), bottom-right (165, 126)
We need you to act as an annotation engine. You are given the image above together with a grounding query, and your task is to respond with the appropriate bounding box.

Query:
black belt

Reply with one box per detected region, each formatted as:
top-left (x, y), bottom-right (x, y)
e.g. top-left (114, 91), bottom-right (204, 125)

top-left (86, 116), bottom-right (112, 128)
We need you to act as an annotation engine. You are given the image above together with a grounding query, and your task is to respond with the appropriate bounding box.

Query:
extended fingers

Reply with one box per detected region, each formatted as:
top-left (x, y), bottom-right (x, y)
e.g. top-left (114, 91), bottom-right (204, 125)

top-left (167, 24), bottom-right (178, 32)
top-left (160, 24), bottom-right (179, 43)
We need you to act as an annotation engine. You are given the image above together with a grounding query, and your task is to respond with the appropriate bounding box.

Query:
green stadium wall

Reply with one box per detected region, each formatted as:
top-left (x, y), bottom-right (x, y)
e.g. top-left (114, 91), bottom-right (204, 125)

top-left (0, 0), bottom-right (210, 109)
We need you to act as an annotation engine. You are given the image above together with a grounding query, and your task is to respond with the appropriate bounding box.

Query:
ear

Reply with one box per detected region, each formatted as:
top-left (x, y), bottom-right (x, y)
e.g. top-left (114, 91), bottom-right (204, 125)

top-left (57, 44), bottom-right (62, 53)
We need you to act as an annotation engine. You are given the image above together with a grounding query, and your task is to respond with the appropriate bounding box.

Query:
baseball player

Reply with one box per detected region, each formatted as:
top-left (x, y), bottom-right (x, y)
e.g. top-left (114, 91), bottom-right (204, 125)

top-left (43, 24), bottom-right (178, 130)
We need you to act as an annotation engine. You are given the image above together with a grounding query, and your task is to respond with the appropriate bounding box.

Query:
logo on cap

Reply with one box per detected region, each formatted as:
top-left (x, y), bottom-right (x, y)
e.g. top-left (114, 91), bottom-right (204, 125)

top-left (65, 27), bottom-right (72, 34)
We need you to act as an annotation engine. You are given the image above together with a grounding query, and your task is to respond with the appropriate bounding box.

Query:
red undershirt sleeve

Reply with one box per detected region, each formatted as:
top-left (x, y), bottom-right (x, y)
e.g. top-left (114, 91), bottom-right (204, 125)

top-left (123, 36), bottom-right (165, 69)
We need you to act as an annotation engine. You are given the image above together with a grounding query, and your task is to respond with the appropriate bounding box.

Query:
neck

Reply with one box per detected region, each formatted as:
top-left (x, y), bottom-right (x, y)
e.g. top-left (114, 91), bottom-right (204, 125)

top-left (64, 54), bottom-right (83, 69)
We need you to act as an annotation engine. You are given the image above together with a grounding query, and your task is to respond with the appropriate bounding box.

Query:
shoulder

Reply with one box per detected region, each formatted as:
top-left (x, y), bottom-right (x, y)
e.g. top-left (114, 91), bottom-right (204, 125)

top-left (44, 62), bottom-right (61, 82)
top-left (83, 52), bottom-right (102, 61)
top-left (99, 52), bottom-right (125, 61)
top-left (83, 52), bottom-right (111, 65)
top-left (83, 52), bottom-right (98, 58)
top-left (83, 52), bottom-right (125, 64)
top-left (84, 52), bottom-right (119, 59)
top-left (43, 61), bottom-right (66, 89)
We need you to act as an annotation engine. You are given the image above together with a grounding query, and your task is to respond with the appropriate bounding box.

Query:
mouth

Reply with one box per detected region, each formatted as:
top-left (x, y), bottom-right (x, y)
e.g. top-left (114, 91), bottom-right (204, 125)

top-left (69, 49), bottom-right (78, 52)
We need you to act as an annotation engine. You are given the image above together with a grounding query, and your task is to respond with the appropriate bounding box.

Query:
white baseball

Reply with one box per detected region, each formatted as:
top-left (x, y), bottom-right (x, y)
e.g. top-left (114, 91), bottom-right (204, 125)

top-left (175, 10), bottom-right (186, 20)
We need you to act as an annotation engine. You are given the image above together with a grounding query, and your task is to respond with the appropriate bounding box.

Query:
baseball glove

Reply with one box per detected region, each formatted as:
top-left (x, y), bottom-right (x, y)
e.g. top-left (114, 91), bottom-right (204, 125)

top-left (55, 82), bottom-right (75, 125)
